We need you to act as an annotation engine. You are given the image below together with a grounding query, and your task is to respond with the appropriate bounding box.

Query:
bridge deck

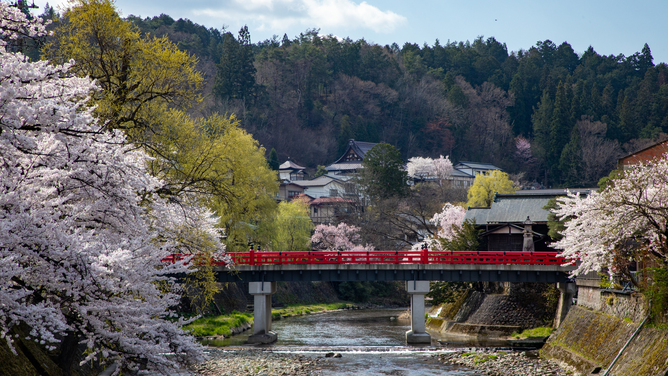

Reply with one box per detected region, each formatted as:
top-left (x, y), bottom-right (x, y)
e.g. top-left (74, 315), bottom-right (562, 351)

top-left (164, 250), bottom-right (575, 283)
top-left (215, 263), bottom-right (575, 283)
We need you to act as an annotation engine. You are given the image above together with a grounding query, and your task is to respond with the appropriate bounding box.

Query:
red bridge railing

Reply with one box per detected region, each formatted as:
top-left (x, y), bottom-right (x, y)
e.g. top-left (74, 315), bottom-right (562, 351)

top-left (163, 249), bottom-right (567, 266)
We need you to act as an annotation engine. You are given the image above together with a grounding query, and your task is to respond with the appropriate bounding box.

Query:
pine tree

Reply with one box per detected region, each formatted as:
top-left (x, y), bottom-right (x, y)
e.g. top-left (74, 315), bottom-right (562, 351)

top-left (548, 81), bottom-right (572, 182)
top-left (214, 26), bottom-right (256, 101)
top-left (268, 148), bottom-right (280, 171)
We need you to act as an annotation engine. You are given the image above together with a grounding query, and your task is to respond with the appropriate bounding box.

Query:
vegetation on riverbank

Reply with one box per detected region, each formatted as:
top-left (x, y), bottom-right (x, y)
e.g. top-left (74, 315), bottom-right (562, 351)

top-left (272, 302), bottom-right (351, 320)
top-left (184, 303), bottom-right (351, 337)
top-left (184, 312), bottom-right (253, 337)
top-left (511, 327), bottom-right (555, 339)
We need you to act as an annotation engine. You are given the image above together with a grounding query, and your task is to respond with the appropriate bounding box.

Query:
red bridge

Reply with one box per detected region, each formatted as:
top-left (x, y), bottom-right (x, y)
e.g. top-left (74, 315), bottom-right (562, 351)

top-left (225, 249), bottom-right (567, 266)
top-left (160, 249), bottom-right (575, 283)
top-left (165, 249), bottom-right (576, 345)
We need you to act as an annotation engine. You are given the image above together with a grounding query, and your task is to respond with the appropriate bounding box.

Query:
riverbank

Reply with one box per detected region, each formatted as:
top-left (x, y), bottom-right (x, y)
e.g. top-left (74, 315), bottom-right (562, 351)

top-left (194, 349), bottom-right (324, 376)
top-left (437, 349), bottom-right (577, 376)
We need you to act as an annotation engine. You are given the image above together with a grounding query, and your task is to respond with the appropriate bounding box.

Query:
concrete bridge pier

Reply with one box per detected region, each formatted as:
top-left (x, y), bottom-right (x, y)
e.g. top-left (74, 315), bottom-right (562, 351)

top-left (247, 281), bottom-right (277, 344)
top-left (405, 280), bottom-right (431, 344)
top-left (554, 282), bottom-right (576, 328)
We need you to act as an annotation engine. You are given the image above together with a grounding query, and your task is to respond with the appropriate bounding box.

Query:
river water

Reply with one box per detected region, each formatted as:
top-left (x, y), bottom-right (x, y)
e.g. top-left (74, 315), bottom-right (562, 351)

top-left (206, 308), bottom-right (478, 375)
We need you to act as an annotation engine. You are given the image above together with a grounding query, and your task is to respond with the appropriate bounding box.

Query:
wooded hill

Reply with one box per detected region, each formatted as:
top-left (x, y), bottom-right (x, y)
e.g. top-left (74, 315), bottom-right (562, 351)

top-left (41, 7), bottom-right (668, 188)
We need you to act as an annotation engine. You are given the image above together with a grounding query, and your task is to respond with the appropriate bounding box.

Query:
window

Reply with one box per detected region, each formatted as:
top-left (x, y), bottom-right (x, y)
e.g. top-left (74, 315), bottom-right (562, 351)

top-left (329, 189), bottom-right (338, 197)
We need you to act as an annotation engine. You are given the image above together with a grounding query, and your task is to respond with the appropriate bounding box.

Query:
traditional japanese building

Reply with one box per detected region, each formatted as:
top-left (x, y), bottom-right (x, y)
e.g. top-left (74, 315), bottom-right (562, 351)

top-left (617, 139), bottom-right (668, 169)
top-left (279, 160), bottom-right (307, 181)
top-left (464, 189), bottom-right (594, 252)
top-left (325, 139), bottom-right (377, 176)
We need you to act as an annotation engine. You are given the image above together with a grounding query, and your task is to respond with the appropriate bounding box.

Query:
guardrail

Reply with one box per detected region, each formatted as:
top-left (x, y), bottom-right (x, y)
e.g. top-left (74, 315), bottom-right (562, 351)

top-left (162, 249), bottom-right (568, 266)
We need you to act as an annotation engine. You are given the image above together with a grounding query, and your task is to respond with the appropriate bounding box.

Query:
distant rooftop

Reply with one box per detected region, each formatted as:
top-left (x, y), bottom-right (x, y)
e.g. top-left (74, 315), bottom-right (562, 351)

top-left (279, 160), bottom-right (306, 170)
top-left (464, 188), bottom-right (595, 224)
top-left (454, 161), bottom-right (503, 171)
top-left (292, 175), bottom-right (343, 188)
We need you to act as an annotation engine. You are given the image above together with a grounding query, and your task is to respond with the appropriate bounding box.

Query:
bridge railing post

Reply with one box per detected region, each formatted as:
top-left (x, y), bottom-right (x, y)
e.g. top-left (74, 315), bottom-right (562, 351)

top-left (249, 249), bottom-right (255, 266)
top-left (422, 247), bottom-right (428, 264)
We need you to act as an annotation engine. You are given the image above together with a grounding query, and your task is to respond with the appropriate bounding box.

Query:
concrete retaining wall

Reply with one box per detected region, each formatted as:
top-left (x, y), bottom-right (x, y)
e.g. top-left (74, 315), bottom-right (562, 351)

top-left (541, 305), bottom-right (668, 376)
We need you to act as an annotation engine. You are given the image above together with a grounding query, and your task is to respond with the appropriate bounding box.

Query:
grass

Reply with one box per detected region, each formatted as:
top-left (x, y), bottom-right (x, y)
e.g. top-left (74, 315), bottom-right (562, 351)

top-left (183, 311), bottom-right (253, 337)
top-left (183, 303), bottom-right (351, 337)
top-left (460, 352), bottom-right (498, 364)
top-left (511, 326), bottom-right (555, 339)
top-left (271, 302), bottom-right (350, 319)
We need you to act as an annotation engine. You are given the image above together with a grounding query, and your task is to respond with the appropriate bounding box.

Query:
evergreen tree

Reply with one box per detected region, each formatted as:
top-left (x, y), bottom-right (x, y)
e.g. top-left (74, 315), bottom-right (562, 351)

top-left (360, 143), bottom-right (408, 200)
top-left (532, 88), bottom-right (554, 170)
top-left (214, 26), bottom-right (256, 101)
top-left (268, 148), bottom-right (280, 170)
top-left (549, 81), bottom-right (572, 183)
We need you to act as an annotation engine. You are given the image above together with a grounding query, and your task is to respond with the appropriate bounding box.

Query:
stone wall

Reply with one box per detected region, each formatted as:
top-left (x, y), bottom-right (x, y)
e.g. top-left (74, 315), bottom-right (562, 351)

top-left (428, 282), bottom-right (560, 336)
top-left (575, 274), bottom-right (647, 324)
top-left (598, 291), bottom-right (646, 324)
top-left (541, 305), bottom-right (668, 376)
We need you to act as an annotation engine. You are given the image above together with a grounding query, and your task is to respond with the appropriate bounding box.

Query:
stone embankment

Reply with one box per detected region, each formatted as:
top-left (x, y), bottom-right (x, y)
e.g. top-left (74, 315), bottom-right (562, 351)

top-left (541, 305), bottom-right (668, 375)
top-left (194, 349), bottom-right (324, 376)
top-left (438, 349), bottom-right (576, 376)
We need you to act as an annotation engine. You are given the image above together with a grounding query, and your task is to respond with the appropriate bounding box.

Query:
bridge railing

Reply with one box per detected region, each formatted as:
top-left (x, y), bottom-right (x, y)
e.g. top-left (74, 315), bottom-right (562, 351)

top-left (224, 249), bottom-right (567, 266)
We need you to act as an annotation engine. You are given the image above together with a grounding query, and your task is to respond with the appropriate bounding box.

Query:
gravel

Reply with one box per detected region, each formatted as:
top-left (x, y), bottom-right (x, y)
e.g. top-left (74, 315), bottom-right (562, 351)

top-left (437, 349), bottom-right (579, 376)
top-left (193, 349), bottom-right (324, 376)
top-left (192, 347), bottom-right (579, 376)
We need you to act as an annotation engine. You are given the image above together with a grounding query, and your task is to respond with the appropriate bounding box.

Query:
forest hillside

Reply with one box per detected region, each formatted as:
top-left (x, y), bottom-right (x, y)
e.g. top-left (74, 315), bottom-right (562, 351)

top-left (39, 5), bottom-right (668, 188)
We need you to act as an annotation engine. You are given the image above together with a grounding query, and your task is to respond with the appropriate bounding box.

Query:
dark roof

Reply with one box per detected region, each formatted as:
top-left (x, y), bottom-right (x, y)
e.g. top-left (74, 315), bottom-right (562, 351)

top-left (454, 161), bottom-right (503, 171)
top-left (310, 197), bottom-right (354, 205)
top-left (450, 169), bottom-right (474, 178)
top-left (464, 188), bottom-right (595, 224)
top-left (332, 139), bottom-right (377, 165)
top-left (292, 175), bottom-right (343, 188)
top-left (279, 160), bottom-right (306, 170)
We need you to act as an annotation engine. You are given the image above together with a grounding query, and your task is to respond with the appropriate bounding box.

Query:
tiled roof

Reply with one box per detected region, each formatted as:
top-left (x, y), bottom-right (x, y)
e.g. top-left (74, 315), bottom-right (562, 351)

top-left (279, 160), bottom-right (306, 170)
top-left (292, 175), bottom-right (343, 188)
top-left (331, 139), bottom-right (378, 165)
top-left (450, 169), bottom-right (474, 178)
top-left (464, 189), bottom-right (595, 224)
top-left (454, 161), bottom-right (503, 171)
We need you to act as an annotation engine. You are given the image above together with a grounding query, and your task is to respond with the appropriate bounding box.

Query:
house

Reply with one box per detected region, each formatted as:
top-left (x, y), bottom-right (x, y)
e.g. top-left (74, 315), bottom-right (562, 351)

top-left (450, 161), bottom-right (503, 188)
top-left (291, 175), bottom-right (346, 199)
top-left (464, 189), bottom-right (594, 252)
top-left (309, 197), bottom-right (358, 225)
top-left (449, 168), bottom-right (477, 188)
top-left (277, 182), bottom-right (306, 202)
top-left (325, 139), bottom-right (377, 176)
top-left (279, 160), bottom-right (307, 181)
top-left (617, 139), bottom-right (668, 169)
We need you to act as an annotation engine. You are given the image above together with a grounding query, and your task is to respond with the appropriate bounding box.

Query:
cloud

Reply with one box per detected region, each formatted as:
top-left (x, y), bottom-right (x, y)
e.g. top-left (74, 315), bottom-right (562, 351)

top-left (193, 0), bottom-right (406, 34)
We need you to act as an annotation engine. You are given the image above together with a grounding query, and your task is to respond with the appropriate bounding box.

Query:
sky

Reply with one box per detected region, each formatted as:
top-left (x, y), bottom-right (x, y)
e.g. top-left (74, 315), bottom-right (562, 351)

top-left (33, 0), bottom-right (668, 64)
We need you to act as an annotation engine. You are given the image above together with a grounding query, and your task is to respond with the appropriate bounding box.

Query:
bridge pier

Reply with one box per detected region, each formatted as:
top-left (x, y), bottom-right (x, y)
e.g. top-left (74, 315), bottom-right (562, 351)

top-left (405, 280), bottom-right (431, 344)
top-left (247, 281), bottom-right (277, 344)
top-left (554, 282), bottom-right (576, 328)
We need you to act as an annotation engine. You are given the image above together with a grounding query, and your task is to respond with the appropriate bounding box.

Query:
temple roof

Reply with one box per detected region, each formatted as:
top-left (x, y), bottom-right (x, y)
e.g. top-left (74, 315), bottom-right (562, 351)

top-left (279, 160), bottom-right (306, 170)
top-left (464, 188), bottom-right (594, 224)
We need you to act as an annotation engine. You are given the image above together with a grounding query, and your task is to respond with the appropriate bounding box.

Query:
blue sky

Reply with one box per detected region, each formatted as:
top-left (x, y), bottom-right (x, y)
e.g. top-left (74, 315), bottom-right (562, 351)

top-left (34, 0), bottom-right (668, 64)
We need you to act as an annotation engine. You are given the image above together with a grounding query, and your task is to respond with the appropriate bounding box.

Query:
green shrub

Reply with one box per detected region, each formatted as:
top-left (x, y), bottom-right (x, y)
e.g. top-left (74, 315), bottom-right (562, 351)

top-left (644, 267), bottom-right (668, 324)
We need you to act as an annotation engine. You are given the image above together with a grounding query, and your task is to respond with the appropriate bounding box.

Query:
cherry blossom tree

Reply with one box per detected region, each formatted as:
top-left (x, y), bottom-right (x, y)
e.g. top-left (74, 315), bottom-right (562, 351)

top-left (311, 223), bottom-right (374, 252)
top-left (0, 4), bottom-right (221, 374)
top-left (411, 203), bottom-right (466, 251)
top-left (553, 157), bottom-right (668, 278)
top-left (406, 155), bottom-right (453, 183)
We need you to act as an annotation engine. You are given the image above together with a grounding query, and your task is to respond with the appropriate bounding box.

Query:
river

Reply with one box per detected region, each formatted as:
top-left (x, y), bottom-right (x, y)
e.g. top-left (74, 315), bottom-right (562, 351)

top-left (203, 308), bottom-right (478, 375)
